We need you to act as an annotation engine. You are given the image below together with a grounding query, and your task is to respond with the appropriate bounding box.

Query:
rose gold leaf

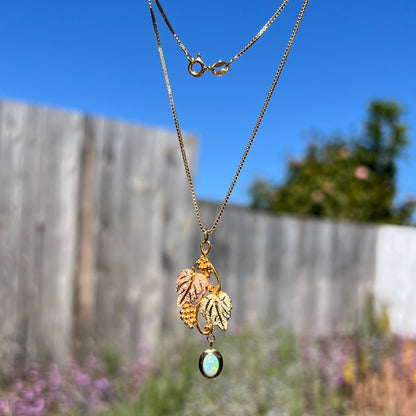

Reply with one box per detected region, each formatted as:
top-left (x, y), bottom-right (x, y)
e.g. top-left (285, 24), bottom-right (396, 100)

top-left (176, 269), bottom-right (209, 307)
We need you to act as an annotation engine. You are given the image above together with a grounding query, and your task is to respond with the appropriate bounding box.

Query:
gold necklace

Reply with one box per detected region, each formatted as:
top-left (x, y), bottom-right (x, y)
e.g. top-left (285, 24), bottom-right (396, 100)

top-left (154, 0), bottom-right (291, 77)
top-left (148, 0), bottom-right (309, 378)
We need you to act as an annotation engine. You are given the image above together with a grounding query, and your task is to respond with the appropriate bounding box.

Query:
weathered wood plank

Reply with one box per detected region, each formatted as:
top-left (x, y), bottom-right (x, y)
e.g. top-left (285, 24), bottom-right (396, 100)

top-left (132, 127), bottom-right (171, 351)
top-left (94, 120), bottom-right (130, 355)
top-left (268, 216), bottom-right (303, 330)
top-left (34, 107), bottom-right (83, 364)
top-left (245, 213), bottom-right (268, 324)
top-left (73, 116), bottom-right (98, 358)
top-left (160, 133), bottom-right (196, 336)
top-left (0, 101), bottom-right (25, 377)
top-left (124, 123), bottom-right (152, 355)
top-left (16, 104), bottom-right (46, 366)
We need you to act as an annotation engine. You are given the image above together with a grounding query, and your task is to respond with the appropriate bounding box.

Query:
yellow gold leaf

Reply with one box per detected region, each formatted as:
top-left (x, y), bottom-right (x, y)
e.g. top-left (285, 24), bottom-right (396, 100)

top-left (199, 291), bottom-right (232, 331)
top-left (176, 269), bottom-right (209, 307)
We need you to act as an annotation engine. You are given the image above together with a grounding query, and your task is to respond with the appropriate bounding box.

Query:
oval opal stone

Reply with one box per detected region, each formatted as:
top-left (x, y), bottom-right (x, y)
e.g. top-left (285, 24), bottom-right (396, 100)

top-left (199, 348), bottom-right (223, 378)
top-left (203, 353), bottom-right (219, 377)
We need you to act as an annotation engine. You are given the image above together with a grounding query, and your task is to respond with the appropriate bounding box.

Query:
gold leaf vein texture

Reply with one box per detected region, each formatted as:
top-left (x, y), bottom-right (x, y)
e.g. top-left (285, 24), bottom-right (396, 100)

top-left (199, 291), bottom-right (232, 331)
top-left (176, 269), bottom-right (209, 307)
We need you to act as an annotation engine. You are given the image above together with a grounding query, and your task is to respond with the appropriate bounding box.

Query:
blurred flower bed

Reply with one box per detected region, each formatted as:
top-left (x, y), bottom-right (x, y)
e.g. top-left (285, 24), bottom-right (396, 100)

top-left (0, 345), bottom-right (156, 416)
top-left (1, 304), bottom-right (416, 415)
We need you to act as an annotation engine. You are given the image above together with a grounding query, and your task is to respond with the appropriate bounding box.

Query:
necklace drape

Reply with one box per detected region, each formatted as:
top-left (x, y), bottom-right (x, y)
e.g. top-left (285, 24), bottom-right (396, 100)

top-left (148, 0), bottom-right (309, 378)
top-left (148, 0), bottom-right (309, 235)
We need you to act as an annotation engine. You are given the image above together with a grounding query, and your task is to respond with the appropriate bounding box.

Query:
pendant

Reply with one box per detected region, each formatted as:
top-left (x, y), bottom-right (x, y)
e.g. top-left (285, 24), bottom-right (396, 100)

top-left (176, 233), bottom-right (232, 377)
top-left (199, 348), bottom-right (223, 378)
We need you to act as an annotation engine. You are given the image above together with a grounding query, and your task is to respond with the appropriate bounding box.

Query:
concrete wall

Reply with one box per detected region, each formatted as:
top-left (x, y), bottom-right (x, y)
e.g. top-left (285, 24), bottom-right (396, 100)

top-left (375, 226), bottom-right (416, 334)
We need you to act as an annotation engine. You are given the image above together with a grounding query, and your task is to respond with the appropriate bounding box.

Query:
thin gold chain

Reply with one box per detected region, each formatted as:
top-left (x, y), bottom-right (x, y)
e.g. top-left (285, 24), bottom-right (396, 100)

top-left (148, 0), bottom-right (309, 235)
top-left (154, 0), bottom-right (291, 71)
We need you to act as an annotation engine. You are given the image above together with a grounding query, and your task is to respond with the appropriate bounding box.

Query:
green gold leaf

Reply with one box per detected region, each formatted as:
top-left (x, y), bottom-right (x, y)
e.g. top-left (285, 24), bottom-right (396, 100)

top-left (199, 291), bottom-right (232, 331)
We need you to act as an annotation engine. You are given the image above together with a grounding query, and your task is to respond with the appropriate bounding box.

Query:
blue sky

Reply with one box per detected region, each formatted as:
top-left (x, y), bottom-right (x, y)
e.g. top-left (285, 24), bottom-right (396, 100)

top-left (1, 0), bottom-right (415, 207)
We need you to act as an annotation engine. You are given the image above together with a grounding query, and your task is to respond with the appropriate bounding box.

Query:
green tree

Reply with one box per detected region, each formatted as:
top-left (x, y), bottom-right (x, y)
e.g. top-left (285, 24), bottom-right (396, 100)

top-left (249, 101), bottom-right (415, 225)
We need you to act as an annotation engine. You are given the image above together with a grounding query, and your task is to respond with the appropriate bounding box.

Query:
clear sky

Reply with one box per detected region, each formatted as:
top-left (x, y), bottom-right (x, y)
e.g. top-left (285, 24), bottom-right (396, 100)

top-left (1, 0), bottom-right (415, 207)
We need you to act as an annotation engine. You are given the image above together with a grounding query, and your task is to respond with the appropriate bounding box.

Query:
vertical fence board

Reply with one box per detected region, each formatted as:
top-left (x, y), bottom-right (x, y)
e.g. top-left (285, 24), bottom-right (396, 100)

top-left (16, 105), bottom-right (46, 365)
top-left (246, 214), bottom-right (268, 324)
top-left (94, 121), bottom-right (130, 355)
top-left (0, 101), bottom-right (25, 375)
top-left (73, 116), bottom-right (98, 357)
top-left (124, 124), bottom-right (152, 355)
top-left (34, 108), bottom-right (82, 364)
top-left (160, 134), bottom-right (196, 336)
top-left (271, 217), bottom-right (303, 330)
top-left (133, 127), bottom-right (165, 351)
top-left (94, 117), bottom-right (115, 348)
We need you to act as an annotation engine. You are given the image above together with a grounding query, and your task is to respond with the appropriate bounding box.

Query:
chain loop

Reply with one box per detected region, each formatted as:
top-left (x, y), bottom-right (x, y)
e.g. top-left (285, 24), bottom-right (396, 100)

top-left (148, 0), bottom-right (309, 234)
top-left (210, 61), bottom-right (230, 76)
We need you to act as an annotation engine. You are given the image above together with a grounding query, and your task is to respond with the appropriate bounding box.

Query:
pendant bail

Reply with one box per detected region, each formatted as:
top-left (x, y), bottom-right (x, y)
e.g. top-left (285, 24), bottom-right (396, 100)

top-left (207, 333), bottom-right (215, 347)
top-left (200, 233), bottom-right (211, 256)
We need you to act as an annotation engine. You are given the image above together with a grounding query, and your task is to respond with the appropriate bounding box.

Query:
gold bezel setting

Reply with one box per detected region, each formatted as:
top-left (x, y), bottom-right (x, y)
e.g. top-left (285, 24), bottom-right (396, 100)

top-left (199, 348), bottom-right (223, 379)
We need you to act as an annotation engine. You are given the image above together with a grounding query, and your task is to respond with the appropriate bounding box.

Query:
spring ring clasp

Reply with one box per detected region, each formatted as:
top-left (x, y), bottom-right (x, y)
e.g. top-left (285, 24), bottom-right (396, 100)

top-left (188, 54), bottom-right (230, 77)
top-left (188, 54), bottom-right (207, 77)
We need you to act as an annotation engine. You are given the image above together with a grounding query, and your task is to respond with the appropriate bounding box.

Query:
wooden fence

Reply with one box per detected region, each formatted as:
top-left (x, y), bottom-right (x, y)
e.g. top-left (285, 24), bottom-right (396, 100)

top-left (0, 100), bottom-right (415, 371)
top-left (0, 100), bottom-right (196, 368)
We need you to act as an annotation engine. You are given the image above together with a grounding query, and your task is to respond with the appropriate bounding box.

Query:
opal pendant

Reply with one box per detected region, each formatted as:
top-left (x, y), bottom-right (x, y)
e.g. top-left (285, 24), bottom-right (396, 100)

top-left (199, 348), bottom-right (223, 378)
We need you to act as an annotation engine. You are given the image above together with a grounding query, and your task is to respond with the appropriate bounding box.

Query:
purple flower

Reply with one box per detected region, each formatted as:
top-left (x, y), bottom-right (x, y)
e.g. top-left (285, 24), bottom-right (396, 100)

top-left (330, 374), bottom-right (344, 387)
top-left (85, 355), bottom-right (103, 372)
top-left (47, 365), bottom-right (62, 390)
top-left (74, 372), bottom-right (91, 387)
top-left (13, 381), bottom-right (23, 391)
top-left (33, 380), bottom-right (46, 395)
top-left (22, 389), bottom-right (35, 402)
top-left (94, 378), bottom-right (110, 390)
top-left (27, 369), bottom-right (40, 382)
top-left (15, 401), bottom-right (29, 415)
top-left (32, 398), bottom-right (45, 415)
